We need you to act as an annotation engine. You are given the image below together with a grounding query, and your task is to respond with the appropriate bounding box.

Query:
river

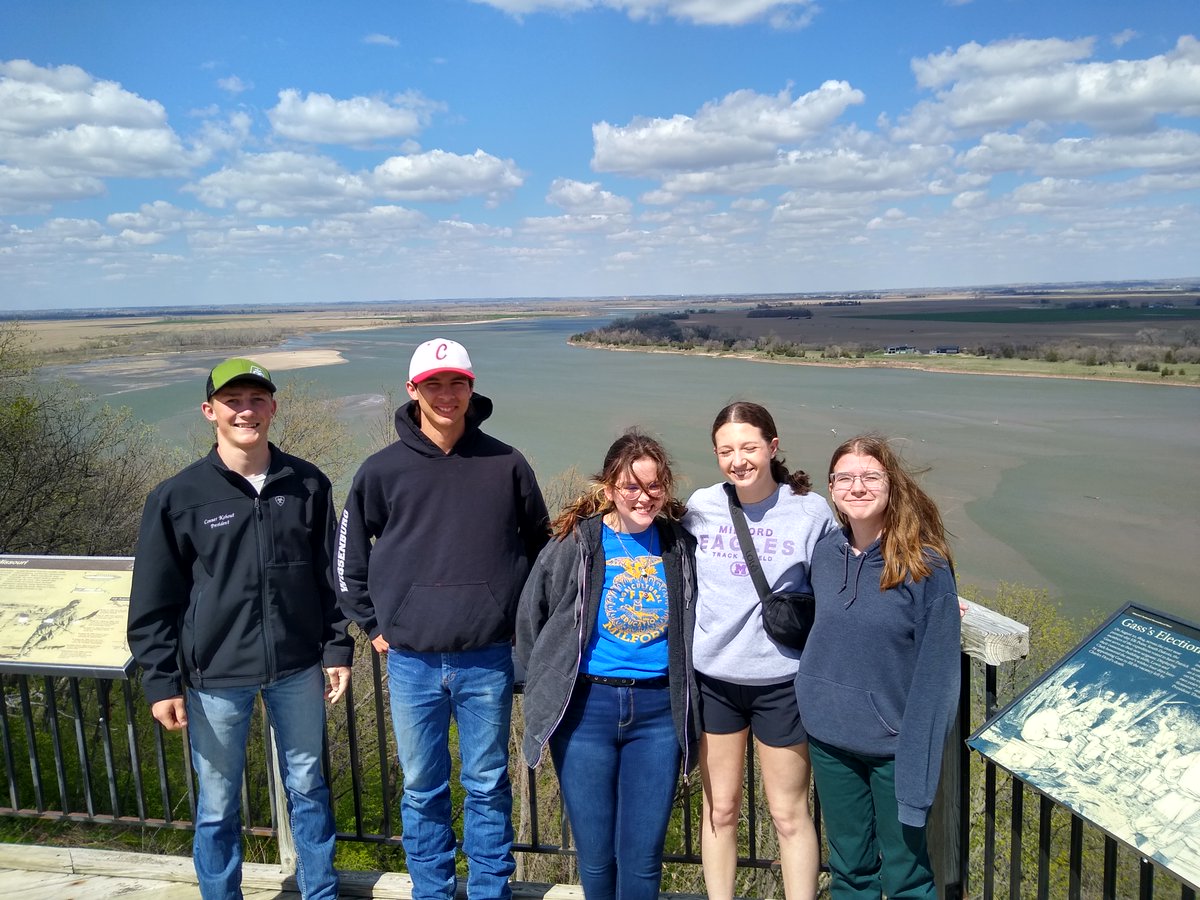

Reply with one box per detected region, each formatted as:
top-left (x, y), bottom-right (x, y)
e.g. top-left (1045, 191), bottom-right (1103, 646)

top-left (57, 315), bottom-right (1200, 625)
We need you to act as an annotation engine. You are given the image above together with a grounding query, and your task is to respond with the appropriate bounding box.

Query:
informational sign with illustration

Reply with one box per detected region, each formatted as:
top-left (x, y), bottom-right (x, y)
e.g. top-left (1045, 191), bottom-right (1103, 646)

top-left (0, 555), bottom-right (134, 678)
top-left (968, 604), bottom-right (1200, 890)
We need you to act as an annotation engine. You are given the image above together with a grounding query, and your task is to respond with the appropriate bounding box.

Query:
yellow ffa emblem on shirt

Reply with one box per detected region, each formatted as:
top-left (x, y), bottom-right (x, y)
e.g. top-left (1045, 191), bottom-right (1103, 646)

top-left (605, 552), bottom-right (668, 643)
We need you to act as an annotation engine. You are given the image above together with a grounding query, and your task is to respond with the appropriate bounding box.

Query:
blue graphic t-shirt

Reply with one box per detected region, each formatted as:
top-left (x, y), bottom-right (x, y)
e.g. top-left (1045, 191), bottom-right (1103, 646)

top-left (581, 523), bottom-right (669, 679)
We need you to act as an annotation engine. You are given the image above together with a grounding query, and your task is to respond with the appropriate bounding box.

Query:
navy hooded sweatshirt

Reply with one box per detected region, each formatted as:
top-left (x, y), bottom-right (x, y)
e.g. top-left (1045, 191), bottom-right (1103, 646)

top-left (796, 528), bottom-right (961, 827)
top-left (335, 393), bottom-right (549, 652)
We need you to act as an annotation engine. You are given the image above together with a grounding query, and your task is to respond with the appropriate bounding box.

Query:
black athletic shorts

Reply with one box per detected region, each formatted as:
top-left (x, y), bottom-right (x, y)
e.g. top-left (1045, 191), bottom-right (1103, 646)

top-left (697, 671), bottom-right (806, 748)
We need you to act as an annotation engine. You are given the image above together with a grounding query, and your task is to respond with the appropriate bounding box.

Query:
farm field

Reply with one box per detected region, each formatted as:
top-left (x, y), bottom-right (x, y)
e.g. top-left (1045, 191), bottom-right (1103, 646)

top-left (685, 293), bottom-right (1200, 351)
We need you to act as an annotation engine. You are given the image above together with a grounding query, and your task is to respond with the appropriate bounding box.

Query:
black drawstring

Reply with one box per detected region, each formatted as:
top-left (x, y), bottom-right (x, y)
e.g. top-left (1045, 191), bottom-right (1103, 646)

top-left (840, 541), bottom-right (868, 608)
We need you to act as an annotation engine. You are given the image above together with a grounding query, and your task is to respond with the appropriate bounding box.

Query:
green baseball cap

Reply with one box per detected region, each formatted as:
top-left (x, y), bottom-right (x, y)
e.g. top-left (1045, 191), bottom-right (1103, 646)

top-left (206, 358), bottom-right (277, 399)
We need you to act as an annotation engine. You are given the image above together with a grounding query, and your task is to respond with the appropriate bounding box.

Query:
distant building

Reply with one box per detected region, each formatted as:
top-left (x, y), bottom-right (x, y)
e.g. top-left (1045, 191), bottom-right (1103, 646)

top-left (885, 345), bottom-right (918, 355)
top-left (931, 345), bottom-right (961, 355)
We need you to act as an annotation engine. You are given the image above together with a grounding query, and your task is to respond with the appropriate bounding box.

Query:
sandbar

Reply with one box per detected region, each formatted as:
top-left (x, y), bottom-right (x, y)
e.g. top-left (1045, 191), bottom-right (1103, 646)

top-left (238, 349), bottom-right (347, 372)
top-left (66, 348), bottom-right (346, 379)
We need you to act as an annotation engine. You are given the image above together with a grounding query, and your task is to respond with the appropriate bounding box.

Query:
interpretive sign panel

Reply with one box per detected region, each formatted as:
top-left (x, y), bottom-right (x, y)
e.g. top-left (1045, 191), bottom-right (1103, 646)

top-left (0, 555), bottom-right (134, 678)
top-left (968, 604), bottom-right (1200, 890)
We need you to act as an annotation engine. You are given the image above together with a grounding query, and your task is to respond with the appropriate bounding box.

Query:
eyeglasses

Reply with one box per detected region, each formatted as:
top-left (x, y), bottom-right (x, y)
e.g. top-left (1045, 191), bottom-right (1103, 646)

top-left (829, 470), bottom-right (888, 491)
top-left (615, 482), bottom-right (665, 500)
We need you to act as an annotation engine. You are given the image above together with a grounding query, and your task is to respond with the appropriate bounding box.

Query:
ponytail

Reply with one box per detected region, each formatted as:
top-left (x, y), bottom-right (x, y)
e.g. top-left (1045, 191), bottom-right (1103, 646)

top-left (770, 457), bottom-right (812, 495)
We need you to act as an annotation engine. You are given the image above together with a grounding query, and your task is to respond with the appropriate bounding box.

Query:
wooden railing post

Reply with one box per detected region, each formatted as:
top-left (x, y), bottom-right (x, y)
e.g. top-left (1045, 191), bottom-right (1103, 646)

top-left (267, 722), bottom-right (297, 876)
top-left (929, 598), bottom-right (1030, 899)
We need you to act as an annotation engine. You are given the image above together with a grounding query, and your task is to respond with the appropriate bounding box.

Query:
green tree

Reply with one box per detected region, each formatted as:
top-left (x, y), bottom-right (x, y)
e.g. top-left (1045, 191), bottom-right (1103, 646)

top-left (267, 379), bottom-right (358, 487)
top-left (0, 322), bottom-right (172, 556)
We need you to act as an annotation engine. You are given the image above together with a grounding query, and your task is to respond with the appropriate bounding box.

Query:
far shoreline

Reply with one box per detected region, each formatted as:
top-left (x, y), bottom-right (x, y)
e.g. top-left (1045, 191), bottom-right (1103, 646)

top-left (570, 340), bottom-right (1200, 388)
top-left (12, 298), bottom-right (1198, 388)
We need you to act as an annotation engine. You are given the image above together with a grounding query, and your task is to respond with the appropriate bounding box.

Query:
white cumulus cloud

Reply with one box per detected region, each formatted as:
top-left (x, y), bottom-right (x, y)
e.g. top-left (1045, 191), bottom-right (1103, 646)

top-left (467, 0), bottom-right (818, 28)
top-left (0, 59), bottom-right (202, 183)
top-left (952, 189), bottom-right (987, 209)
top-left (546, 178), bottom-right (632, 214)
top-left (372, 149), bottom-right (524, 202)
top-left (268, 89), bottom-right (436, 145)
top-left (0, 164), bottom-right (104, 213)
top-left (186, 151), bottom-right (372, 216)
top-left (899, 35), bottom-right (1200, 140)
top-left (912, 38), bottom-right (1095, 89)
top-left (961, 129), bottom-right (1200, 177)
top-left (593, 82), bottom-right (865, 174)
top-left (106, 201), bottom-right (189, 230)
top-left (654, 141), bottom-right (953, 198)
top-left (521, 212), bottom-right (631, 235)
top-left (217, 75), bottom-right (250, 94)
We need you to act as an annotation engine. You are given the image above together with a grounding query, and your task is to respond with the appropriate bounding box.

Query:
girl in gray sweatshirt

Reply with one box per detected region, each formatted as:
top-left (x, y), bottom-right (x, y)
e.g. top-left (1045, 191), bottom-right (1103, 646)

top-left (683, 401), bottom-right (836, 900)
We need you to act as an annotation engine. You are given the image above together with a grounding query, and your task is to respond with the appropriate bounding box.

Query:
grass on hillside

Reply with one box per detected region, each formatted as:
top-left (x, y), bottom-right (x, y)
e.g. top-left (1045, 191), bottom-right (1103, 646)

top-left (848, 351), bottom-right (1200, 384)
top-left (593, 342), bottom-right (1200, 386)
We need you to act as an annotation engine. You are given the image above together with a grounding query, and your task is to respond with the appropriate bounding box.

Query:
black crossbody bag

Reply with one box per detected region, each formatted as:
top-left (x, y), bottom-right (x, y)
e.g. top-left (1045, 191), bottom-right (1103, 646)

top-left (724, 483), bottom-right (815, 653)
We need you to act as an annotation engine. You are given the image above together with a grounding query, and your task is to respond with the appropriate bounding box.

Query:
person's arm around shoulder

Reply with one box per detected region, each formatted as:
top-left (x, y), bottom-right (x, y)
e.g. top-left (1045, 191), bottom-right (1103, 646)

top-left (818, 495), bottom-right (839, 539)
top-left (127, 485), bottom-right (191, 730)
top-left (799, 487), bottom-right (839, 541)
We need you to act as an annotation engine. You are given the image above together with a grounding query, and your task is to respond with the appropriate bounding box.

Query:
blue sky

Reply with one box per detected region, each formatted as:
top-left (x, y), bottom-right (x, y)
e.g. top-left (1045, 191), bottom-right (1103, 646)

top-left (1, 0), bottom-right (1197, 311)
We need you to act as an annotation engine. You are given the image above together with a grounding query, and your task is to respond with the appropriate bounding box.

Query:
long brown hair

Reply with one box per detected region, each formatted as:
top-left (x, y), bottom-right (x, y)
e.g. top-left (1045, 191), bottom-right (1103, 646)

top-left (828, 432), bottom-right (952, 589)
top-left (710, 401), bottom-right (812, 495)
top-left (552, 429), bottom-right (687, 539)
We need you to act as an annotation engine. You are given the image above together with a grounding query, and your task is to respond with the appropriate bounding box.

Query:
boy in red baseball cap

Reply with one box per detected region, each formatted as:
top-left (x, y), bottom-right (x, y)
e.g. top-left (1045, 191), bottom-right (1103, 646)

top-left (336, 338), bottom-right (550, 900)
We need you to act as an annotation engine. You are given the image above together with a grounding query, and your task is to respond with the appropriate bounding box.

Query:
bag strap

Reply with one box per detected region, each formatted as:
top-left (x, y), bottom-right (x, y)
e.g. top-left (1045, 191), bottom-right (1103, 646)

top-left (723, 483), bottom-right (772, 601)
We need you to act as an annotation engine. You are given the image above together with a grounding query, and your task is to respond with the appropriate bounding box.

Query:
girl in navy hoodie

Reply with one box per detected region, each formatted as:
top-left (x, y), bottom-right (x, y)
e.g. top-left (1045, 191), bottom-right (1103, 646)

top-left (796, 434), bottom-right (961, 900)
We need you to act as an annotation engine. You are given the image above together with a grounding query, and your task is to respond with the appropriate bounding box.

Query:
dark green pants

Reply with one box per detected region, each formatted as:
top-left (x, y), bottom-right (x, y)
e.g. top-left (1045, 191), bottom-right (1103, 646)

top-left (809, 737), bottom-right (937, 899)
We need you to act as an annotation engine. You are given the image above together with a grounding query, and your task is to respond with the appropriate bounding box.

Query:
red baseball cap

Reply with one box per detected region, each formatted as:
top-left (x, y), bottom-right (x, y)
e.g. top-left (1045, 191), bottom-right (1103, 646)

top-left (408, 338), bottom-right (474, 384)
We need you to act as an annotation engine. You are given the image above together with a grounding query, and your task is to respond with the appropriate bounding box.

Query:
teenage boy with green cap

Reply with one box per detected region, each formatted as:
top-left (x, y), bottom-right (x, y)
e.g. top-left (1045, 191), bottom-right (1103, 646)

top-left (128, 357), bottom-right (353, 900)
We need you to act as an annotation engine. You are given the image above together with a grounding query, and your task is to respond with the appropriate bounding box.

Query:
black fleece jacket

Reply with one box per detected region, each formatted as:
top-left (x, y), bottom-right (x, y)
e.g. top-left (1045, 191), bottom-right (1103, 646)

top-left (335, 393), bottom-right (550, 652)
top-left (128, 445), bottom-right (353, 704)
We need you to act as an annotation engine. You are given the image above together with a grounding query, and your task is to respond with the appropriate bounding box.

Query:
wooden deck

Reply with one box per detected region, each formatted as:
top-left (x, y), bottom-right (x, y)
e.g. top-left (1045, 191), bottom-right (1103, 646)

top-left (0, 843), bottom-right (299, 899)
top-left (0, 843), bottom-right (589, 899)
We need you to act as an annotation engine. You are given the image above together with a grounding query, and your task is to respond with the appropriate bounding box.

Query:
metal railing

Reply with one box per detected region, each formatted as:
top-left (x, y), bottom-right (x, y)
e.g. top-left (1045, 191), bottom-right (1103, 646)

top-left (0, 618), bottom-right (1195, 898)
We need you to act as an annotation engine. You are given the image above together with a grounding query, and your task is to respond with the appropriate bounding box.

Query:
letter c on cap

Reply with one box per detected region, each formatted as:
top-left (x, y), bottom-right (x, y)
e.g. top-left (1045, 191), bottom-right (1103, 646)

top-left (436, 343), bottom-right (448, 360)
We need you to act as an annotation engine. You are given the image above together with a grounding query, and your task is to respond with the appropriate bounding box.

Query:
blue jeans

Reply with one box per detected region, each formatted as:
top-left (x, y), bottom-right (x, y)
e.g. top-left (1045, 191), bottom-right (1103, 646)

top-left (549, 681), bottom-right (681, 900)
top-left (185, 665), bottom-right (337, 900)
top-left (387, 643), bottom-right (515, 900)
